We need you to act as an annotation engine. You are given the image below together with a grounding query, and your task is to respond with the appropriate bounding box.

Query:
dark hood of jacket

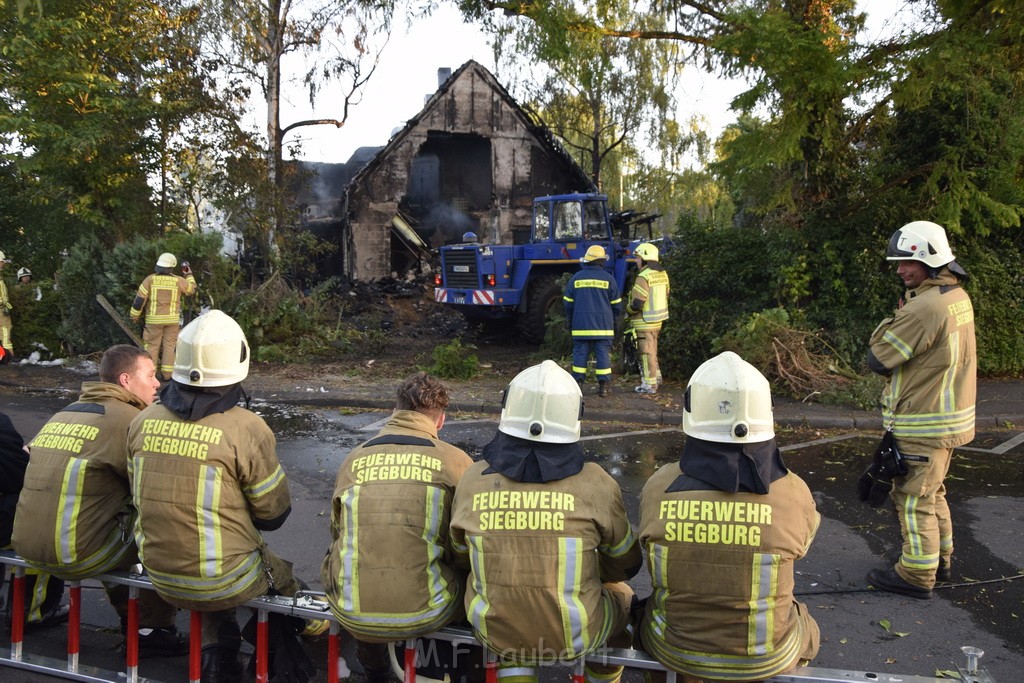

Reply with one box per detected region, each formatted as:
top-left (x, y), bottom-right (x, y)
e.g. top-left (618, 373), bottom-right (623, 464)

top-left (480, 430), bottom-right (585, 483)
top-left (159, 381), bottom-right (243, 421)
top-left (666, 436), bottom-right (789, 495)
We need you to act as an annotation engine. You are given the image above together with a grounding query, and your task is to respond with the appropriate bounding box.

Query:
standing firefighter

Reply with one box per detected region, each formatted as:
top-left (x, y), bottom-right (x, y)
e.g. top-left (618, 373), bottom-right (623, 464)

top-left (128, 310), bottom-right (320, 682)
top-left (564, 245), bottom-right (622, 397)
top-left (626, 243), bottom-right (669, 395)
top-left (12, 345), bottom-right (184, 654)
top-left (322, 372), bottom-right (474, 683)
top-left (637, 352), bottom-right (820, 681)
top-left (0, 251), bottom-right (13, 362)
top-left (450, 360), bottom-right (642, 683)
top-left (862, 221), bottom-right (976, 599)
top-left (130, 252), bottom-right (196, 381)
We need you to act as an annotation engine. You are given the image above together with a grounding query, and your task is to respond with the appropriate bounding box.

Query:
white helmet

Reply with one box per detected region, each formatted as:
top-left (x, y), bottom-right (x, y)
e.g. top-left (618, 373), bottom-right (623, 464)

top-left (17, 267), bottom-right (31, 279)
top-left (634, 243), bottom-right (659, 262)
top-left (156, 252), bottom-right (177, 268)
top-left (886, 221), bottom-right (954, 268)
top-left (0, 250), bottom-right (6, 262)
top-left (683, 351), bottom-right (774, 444)
top-left (498, 360), bottom-right (582, 444)
top-left (172, 310), bottom-right (250, 387)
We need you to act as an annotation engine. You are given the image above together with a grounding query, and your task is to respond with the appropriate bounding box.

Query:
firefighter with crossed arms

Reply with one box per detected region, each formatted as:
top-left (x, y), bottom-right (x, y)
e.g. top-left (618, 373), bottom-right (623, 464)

top-left (862, 221), bottom-right (976, 599)
top-left (12, 345), bottom-right (185, 653)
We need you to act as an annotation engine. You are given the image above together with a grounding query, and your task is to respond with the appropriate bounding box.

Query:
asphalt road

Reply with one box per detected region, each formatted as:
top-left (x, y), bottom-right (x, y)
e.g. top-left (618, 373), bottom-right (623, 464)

top-left (1, 392), bottom-right (1021, 682)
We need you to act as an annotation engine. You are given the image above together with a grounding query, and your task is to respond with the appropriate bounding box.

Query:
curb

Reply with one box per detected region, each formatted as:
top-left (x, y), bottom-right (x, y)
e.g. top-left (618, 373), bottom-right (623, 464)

top-left (6, 383), bottom-right (1022, 432)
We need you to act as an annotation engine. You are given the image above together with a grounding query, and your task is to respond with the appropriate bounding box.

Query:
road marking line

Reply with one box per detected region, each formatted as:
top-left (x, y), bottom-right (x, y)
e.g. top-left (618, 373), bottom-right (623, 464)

top-left (359, 416), bottom-right (392, 432)
top-left (580, 428), bottom-right (682, 442)
top-left (779, 433), bottom-right (862, 452)
top-left (990, 431), bottom-right (1024, 454)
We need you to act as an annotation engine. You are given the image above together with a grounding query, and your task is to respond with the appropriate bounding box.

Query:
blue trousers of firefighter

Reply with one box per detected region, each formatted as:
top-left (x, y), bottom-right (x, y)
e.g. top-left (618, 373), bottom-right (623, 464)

top-left (572, 338), bottom-right (612, 383)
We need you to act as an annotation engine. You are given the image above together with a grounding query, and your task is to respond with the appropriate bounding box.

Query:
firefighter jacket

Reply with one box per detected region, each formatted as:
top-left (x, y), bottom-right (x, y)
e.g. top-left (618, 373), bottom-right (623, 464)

top-left (12, 383), bottom-right (146, 580)
top-left (639, 460), bottom-right (820, 681)
top-left (130, 272), bottom-right (196, 325)
top-left (450, 457), bottom-right (642, 662)
top-left (127, 402), bottom-right (291, 611)
top-left (563, 263), bottom-right (622, 339)
top-left (0, 277), bottom-right (10, 312)
top-left (322, 410), bottom-right (473, 643)
top-left (1, 410), bottom-right (30, 548)
top-left (627, 264), bottom-right (669, 331)
top-left (867, 268), bottom-right (976, 448)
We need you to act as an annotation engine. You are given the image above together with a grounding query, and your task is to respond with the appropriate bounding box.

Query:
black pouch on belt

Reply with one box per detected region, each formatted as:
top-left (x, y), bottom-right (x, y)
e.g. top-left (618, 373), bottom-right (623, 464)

top-left (857, 429), bottom-right (909, 507)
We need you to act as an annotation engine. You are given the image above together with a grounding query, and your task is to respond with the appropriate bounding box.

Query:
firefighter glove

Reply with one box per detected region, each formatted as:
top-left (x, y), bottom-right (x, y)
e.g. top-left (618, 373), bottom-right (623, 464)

top-left (857, 463), bottom-right (895, 507)
top-left (857, 431), bottom-right (908, 507)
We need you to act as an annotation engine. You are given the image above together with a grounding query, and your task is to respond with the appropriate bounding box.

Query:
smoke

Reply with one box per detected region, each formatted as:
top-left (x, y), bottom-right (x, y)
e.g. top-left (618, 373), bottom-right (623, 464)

top-left (416, 202), bottom-right (479, 246)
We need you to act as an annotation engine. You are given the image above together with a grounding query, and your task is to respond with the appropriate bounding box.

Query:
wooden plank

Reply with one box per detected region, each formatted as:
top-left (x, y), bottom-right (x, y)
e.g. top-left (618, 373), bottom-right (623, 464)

top-left (94, 294), bottom-right (144, 347)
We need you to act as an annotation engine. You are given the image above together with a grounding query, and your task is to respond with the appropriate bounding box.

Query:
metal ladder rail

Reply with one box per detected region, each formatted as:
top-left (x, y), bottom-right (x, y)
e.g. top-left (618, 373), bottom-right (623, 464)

top-left (0, 551), bottom-right (996, 683)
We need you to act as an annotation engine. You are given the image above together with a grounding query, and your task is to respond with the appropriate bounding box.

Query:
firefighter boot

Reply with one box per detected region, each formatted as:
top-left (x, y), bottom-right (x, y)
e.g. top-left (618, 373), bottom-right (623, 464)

top-left (866, 567), bottom-right (932, 600)
top-left (936, 557), bottom-right (952, 583)
top-left (598, 381), bottom-right (611, 398)
top-left (201, 646), bottom-right (244, 683)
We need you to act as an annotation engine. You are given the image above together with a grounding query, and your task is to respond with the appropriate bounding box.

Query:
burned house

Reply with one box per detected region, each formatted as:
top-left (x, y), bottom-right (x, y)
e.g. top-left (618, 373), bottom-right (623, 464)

top-left (341, 60), bottom-right (595, 281)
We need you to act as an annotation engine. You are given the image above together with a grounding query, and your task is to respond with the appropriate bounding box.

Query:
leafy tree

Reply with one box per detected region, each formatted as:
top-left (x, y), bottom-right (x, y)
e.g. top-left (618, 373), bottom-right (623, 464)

top-left (0, 0), bottom-right (236, 241)
top-left (206, 0), bottom-right (398, 254)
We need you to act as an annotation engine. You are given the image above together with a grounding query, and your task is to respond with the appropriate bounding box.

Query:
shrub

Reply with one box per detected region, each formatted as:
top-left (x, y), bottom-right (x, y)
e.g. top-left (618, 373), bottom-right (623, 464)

top-left (423, 338), bottom-right (480, 380)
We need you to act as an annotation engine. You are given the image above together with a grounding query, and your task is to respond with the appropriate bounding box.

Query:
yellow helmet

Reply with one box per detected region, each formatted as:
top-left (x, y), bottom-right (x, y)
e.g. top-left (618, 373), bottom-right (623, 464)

top-left (172, 310), bottom-right (250, 387)
top-left (634, 243), bottom-right (659, 262)
top-left (156, 252), bottom-right (177, 268)
top-left (683, 352), bottom-right (774, 444)
top-left (499, 360), bottom-right (583, 444)
top-left (581, 245), bottom-right (607, 263)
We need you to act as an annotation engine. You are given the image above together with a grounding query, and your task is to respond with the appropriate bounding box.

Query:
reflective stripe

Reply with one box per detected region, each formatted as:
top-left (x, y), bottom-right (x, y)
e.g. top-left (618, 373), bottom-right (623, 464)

top-left (647, 544), bottom-right (669, 637)
top-left (564, 296), bottom-right (575, 303)
top-left (594, 368), bottom-right (611, 376)
top-left (497, 667), bottom-right (538, 679)
top-left (340, 487), bottom-right (359, 612)
top-left (424, 486), bottom-right (448, 608)
top-left (244, 464), bottom-right (285, 499)
top-left (558, 537), bottom-right (587, 656)
top-left (882, 330), bottom-right (913, 360)
top-left (57, 458), bottom-right (88, 563)
top-left (146, 551), bottom-right (264, 601)
top-left (572, 330), bottom-right (614, 337)
top-left (599, 527), bottom-right (635, 558)
top-left (572, 366), bottom-right (588, 374)
top-left (883, 406), bottom-right (975, 439)
top-left (468, 536), bottom-right (489, 640)
top-left (902, 494), bottom-right (923, 558)
top-left (196, 465), bottom-right (223, 579)
top-left (941, 331), bottom-right (959, 413)
top-left (574, 280), bottom-right (609, 290)
top-left (132, 456), bottom-right (145, 560)
top-left (747, 553), bottom-right (779, 656)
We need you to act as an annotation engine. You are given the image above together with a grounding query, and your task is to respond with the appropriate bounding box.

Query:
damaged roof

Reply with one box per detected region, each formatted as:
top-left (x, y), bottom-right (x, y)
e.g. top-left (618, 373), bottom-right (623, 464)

top-left (346, 59), bottom-right (596, 193)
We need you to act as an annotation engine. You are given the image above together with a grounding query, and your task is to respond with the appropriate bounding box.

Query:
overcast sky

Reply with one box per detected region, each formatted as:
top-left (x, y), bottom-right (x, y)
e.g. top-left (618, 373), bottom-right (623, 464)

top-left (279, 1), bottom-right (908, 166)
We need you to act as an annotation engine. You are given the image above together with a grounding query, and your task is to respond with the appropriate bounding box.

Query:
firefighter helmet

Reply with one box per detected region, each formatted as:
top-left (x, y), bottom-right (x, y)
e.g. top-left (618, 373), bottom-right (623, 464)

top-left (156, 252), bottom-right (177, 268)
top-left (172, 310), bottom-right (250, 387)
top-left (16, 267), bottom-right (31, 280)
top-left (683, 351), bottom-right (774, 444)
top-left (499, 360), bottom-right (582, 444)
top-left (634, 243), bottom-right (659, 262)
top-left (886, 221), bottom-right (954, 269)
top-left (0, 250), bottom-right (6, 262)
top-left (581, 245), bottom-right (607, 263)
